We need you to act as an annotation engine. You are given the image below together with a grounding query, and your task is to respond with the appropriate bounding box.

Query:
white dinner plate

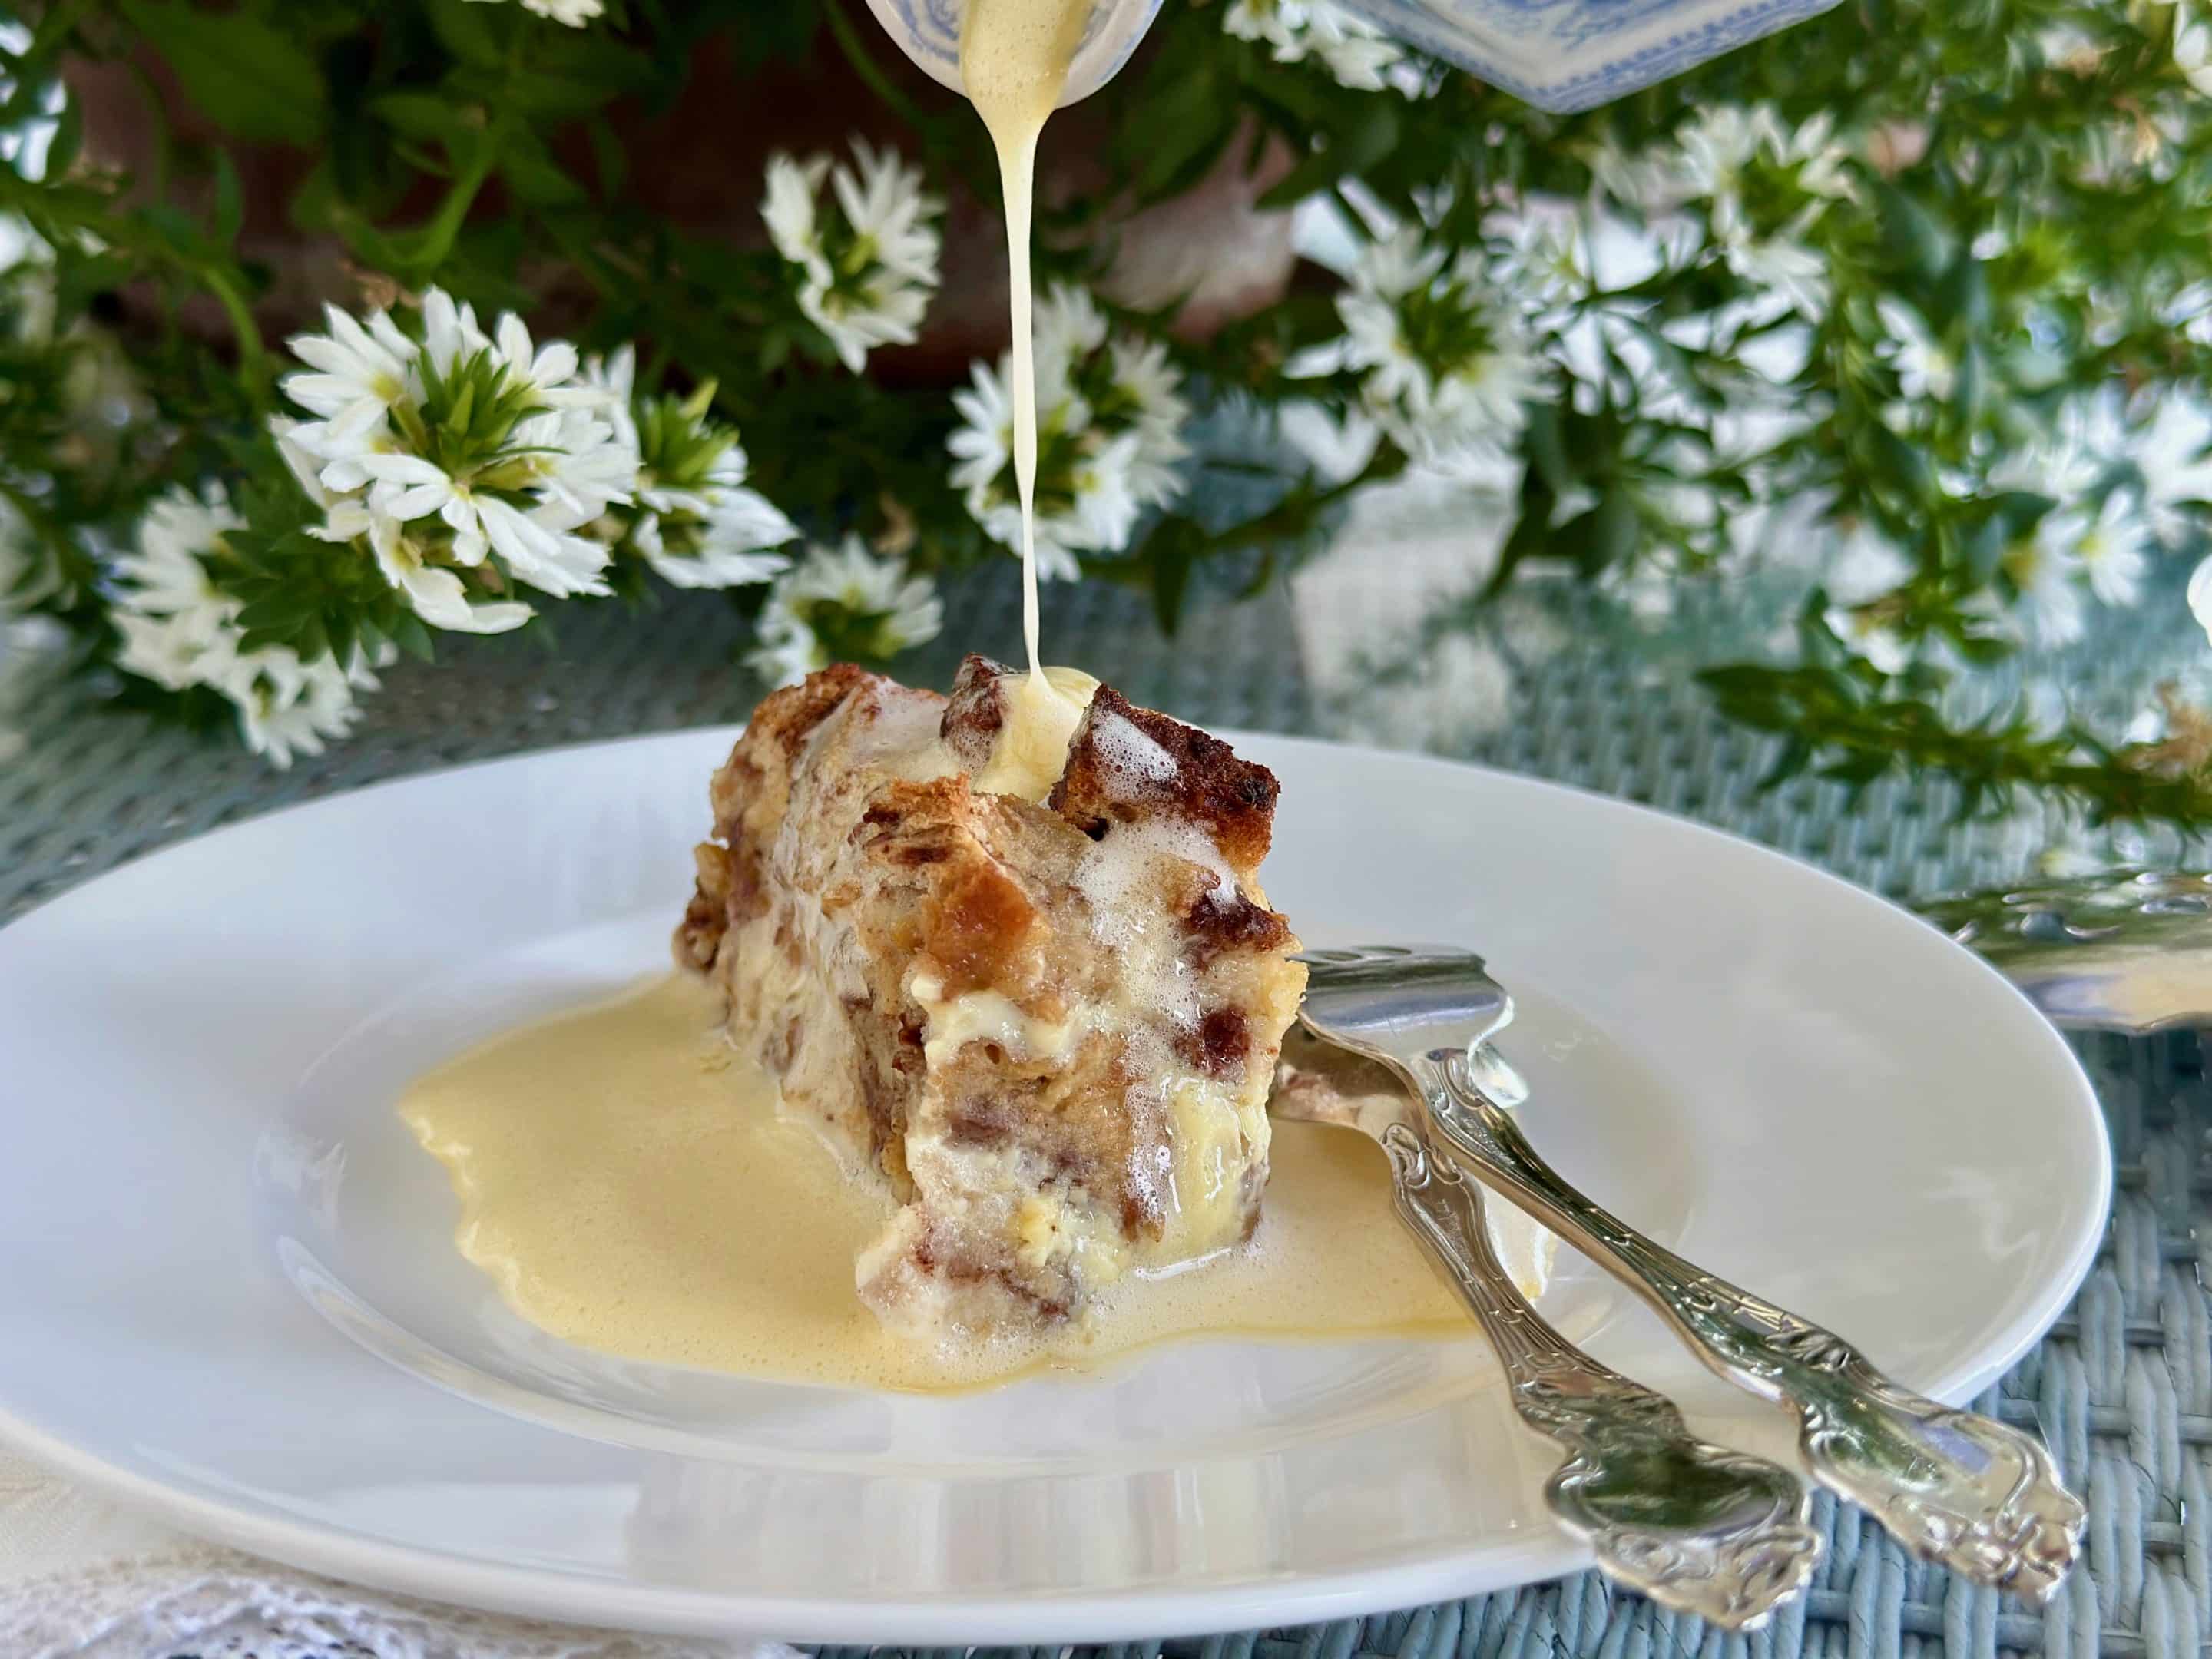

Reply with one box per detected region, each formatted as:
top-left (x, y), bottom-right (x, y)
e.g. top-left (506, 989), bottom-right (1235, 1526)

top-left (0, 728), bottom-right (2106, 1641)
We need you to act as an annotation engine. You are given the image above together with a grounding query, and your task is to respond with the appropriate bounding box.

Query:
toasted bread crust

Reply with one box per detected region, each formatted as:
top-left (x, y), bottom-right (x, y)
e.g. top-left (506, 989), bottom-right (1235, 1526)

top-left (1050, 685), bottom-right (1281, 870)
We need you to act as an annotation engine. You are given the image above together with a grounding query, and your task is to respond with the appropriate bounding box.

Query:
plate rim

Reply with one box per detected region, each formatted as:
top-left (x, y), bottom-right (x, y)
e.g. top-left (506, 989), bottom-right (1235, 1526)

top-left (0, 724), bottom-right (2110, 1639)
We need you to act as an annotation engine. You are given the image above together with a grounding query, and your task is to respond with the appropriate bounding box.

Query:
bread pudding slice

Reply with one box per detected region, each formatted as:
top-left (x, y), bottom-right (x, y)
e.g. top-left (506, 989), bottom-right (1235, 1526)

top-left (675, 657), bottom-right (1306, 1339)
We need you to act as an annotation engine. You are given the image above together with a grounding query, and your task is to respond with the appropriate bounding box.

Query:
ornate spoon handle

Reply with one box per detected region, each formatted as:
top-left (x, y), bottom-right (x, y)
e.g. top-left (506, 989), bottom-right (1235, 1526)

top-left (1417, 1051), bottom-right (2085, 1600)
top-left (1380, 1124), bottom-right (1820, 1629)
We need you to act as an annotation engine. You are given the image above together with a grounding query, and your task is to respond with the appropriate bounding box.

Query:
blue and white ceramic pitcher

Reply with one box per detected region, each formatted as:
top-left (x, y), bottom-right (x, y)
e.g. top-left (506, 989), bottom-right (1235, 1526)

top-left (863, 0), bottom-right (1840, 114)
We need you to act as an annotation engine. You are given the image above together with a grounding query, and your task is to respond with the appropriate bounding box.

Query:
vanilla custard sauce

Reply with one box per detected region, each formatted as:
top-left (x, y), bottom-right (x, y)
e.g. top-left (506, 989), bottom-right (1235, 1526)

top-left (960, 0), bottom-right (1091, 703)
top-left (401, 973), bottom-right (1470, 1392)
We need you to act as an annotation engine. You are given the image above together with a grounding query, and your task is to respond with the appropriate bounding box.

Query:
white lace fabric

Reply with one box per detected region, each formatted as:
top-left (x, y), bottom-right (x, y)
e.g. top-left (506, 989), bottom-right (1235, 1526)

top-left (0, 1447), bottom-right (801, 1659)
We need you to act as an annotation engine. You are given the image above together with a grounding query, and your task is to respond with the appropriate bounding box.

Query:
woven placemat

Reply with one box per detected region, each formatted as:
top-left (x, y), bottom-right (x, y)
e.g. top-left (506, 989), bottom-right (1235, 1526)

top-left (0, 565), bottom-right (2201, 1659)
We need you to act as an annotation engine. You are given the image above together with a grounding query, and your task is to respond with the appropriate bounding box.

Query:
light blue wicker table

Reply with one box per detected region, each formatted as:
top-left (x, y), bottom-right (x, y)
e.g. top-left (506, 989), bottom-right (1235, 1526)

top-left (0, 567), bottom-right (2201, 1659)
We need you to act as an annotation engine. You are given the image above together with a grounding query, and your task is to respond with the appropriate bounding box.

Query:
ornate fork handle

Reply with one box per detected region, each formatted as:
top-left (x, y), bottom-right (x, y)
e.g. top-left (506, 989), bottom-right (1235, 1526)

top-left (1417, 1052), bottom-right (2085, 1601)
top-left (1380, 1124), bottom-right (1820, 1629)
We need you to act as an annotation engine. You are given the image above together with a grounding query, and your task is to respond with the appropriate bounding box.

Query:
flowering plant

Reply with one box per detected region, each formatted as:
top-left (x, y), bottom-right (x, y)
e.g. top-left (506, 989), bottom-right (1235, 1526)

top-left (7, 0), bottom-right (2212, 827)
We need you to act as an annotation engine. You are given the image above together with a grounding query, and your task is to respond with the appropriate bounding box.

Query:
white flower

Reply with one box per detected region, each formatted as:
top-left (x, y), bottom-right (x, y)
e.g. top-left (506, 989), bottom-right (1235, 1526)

top-left (2131, 392), bottom-right (2212, 545)
top-left (281, 303), bottom-right (415, 449)
top-left (578, 348), bottom-right (798, 591)
top-left (762, 142), bottom-right (942, 373)
top-left (465, 0), bottom-right (602, 28)
top-left (1103, 336), bottom-right (1190, 507)
top-left (114, 485), bottom-right (240, 626)
top-left (0, 495), bottom-right (29, 614)
top-left (0, 615), bottom-right (58, 765)
top-left (349, 510), bottom-right (535, 634)
top-left (1876, 298), bottom-right (1956, 404)
top-left (1333, 228), bottom-right (1541, 462)
top-left (2004, 519), bottom-right (2088, 648)
top-left (359, 453), bottom-right (608, 595)
top-left (747, 537), bottom-right (942, 687)
top-left (418, 287), bottom-right (487, 376)
top-left (1036, 281), bottom-right (1111, 369)
top-left (2054, 494), bottom-right (2149, 608)
top-left (641, 478), bottom-right (797, 591)
top-left (235, 651), bottom-right (377, 769)
top-left (1724, 237), bottom-right (1828, 318)
top-left (2177, 3), bottom-right (2212, 96)
top-left (1824, 604), bottom-right (1909, 675)
top-left (1816, 520), bottom-right (1916, 672)
top-left (1488, 207), bottom-right (1594, 316)
top-left (762, 154), bottom-right (830, 276)
top-left (111, 483), bottom-right (386, 767)
top-left (1675, 105), bottom-right (1852, 207)
top-left (1223, 0), bottom-right (1407, 93)
top-left (0, 212), bottom-right (56, 345)
top-left (1826, 521), bottom-right (1914, 606)
top-left (578, 343), bottom-right (641, 450)
top-left (273, 421), bottom-right (532, 635)
top-left (277, 286), bottom-right (631, 626)
top-left (1277, 399), bottom-right (1382, 485)
top-left (2188, 555), bottom-right (2212, 645)
top-left (1668, 105), bottom-right (1849, 318)
top-left (1335, 632), bottom-right (1516, 753)
top-left (1987, 392), bottom-right (2114, 501)
top-left (947, 283), bottom-right (1181, 570)
top-left (1588, 137), bottom-right (1676, 215)
top-left (491, 311), bottom-right (598, 410)
top-left (114, 610), bottom-right (219, 692)
top-left (0, 214), bottom-right (47, 273)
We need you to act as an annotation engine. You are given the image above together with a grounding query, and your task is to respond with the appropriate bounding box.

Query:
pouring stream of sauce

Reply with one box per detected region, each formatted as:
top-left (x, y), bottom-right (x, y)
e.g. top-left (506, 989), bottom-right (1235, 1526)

top-left (959, 0), bottom-right (1093, 700)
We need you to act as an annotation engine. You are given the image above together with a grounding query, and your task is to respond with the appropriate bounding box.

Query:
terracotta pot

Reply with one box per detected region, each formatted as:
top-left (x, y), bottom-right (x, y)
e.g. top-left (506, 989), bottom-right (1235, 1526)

top-left (68, 22), bottom-right (1298, 383)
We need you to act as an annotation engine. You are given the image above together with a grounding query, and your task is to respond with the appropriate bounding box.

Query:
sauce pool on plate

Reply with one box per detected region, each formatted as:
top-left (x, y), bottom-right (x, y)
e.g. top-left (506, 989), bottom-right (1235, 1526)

top-left (401, 973), bottom-right (1472, 1392)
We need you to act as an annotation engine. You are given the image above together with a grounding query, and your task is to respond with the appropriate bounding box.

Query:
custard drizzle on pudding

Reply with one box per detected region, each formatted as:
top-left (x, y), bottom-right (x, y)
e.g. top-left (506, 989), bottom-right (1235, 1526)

top-left (960, 0), bottom-right (1093, 747)
top-left (402, 972), bottom-right (1474, 1390)
top-left (959, 0), bottom-right (1089, 683)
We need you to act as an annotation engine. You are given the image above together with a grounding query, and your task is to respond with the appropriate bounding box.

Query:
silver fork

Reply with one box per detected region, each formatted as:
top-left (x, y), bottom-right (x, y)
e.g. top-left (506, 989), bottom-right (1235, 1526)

top-left (1270, 1039), bottom-right (1820, 1628)
top-left (1296, 944), bottom-right (2086, 1602)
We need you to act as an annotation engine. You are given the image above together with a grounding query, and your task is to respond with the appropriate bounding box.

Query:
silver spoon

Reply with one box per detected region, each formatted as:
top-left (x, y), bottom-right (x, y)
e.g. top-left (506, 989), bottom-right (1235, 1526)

top-left (1270, 1035), bottom-right (1822, 1628)
top-left (1920, 868), bottom-right (2212, 1035)
top-left (1295, 944), bottom-right (2087, 1602)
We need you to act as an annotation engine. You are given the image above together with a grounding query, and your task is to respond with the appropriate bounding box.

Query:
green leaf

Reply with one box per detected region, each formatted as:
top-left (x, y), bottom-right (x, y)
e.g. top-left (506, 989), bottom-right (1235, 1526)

top-left (1521, 400), bottom-right (1575, 500)
top-left (1586, 488), bottom-right (1640, 576)
top-left (1961, 513), bottom-right (2008, 583)
top-left (118, 1), bottom-right (323, 144)
top-left (210, 150), bottom-right (243, 247)
top-left (1866, 423), bottom-right (1933, 500)
top-left (391, 612), bottom-right (437, 663)
top-left (505, 44), bottom-right (656, 119)
top-left (586, 115), bottom-right (627, 199)
top-left (1148, 519), bottom-right (1203, 635)
top-left (1259, 102), bottom-right (1402, 210)
top-left (1873, 182), bottom-right (1948, 284)
top-left (44, 98), bottom-right (82, 178)
top-left (1931, 251), bottom-right (1990, 333)
top-left (498, 130), bottom-right (584, 207)
top-left (371, 92), bottom-right (474, 144)
top-left (234, 590), bottom-right (313, 627)
top-left (1952, 343), bottom-right (1985, 426)
top-left (1125, 60), bottom-right (1235, 203)
top-left (424, 0), bottom-right (505, 68)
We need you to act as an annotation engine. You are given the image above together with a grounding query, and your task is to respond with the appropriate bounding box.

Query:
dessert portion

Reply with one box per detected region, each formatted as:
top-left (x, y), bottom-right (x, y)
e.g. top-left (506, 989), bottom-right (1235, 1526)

top-left (676, 657), bottom-right (1306, 1339)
